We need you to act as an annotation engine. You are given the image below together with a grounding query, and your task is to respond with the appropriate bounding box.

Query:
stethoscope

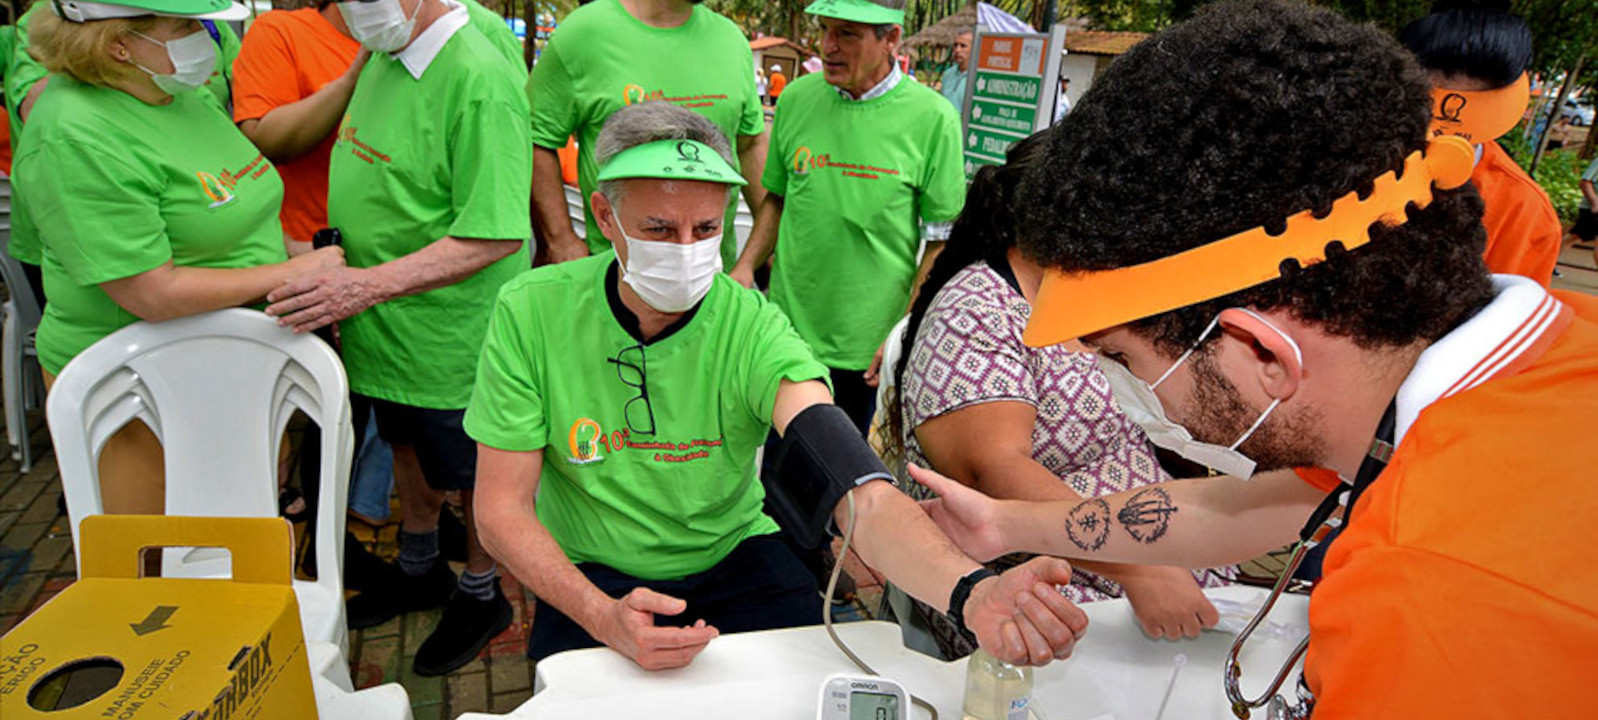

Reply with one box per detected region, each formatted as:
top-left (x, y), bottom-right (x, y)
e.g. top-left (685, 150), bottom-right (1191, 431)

top-left (1223, 402), bottom-right (1397, 720)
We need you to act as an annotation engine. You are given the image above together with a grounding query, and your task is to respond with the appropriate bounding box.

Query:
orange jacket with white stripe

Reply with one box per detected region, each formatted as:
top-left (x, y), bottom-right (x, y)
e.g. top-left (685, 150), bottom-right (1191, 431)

top-left (1303, 276), bottom-right (1598, 718)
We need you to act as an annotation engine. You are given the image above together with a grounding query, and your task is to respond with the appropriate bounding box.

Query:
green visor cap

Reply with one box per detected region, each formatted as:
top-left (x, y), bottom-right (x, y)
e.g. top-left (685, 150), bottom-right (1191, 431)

top-left (51, 0), bottom-right (249, 23)
top-left (804, 0), bottom-right (904, 25)
top-left (596, 139), bottom-right (748, 187)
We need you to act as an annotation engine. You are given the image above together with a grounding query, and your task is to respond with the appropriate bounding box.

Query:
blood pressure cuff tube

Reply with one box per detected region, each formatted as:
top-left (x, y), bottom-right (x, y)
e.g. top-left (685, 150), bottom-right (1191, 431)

top-left (764, 404), bottom-right (895, 550)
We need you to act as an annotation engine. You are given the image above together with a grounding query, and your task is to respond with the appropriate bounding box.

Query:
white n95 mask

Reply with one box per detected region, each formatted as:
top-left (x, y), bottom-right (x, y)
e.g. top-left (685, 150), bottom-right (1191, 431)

top-left (619, 229), bottom-right (723, 313)
top-left (131, 29), bottom-right (216, 96)
top-left (1095, 310), bottom-right (1302, 479)
top-left (340, 0), bottom-right (422, 53)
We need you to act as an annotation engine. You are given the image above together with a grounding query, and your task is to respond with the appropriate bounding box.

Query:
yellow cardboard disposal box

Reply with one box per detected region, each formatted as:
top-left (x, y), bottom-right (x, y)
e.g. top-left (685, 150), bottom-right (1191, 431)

top-left (0, 515), bottom-right (318, 719)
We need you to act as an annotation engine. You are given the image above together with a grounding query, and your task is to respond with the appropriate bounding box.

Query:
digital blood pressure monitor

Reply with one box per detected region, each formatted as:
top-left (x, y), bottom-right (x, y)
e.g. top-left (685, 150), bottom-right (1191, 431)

top-left (816, 673), bottom-right (911, 720)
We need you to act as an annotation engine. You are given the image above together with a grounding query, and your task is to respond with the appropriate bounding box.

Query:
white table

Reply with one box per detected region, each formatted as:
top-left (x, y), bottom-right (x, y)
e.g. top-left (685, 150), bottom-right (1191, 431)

top-left (458, 586), bottom-right (1309, 720)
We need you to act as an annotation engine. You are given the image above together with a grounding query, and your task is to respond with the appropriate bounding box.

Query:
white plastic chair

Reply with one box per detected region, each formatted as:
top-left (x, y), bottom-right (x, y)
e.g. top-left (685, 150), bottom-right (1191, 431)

top-left (0, 175), bottom-right (45, 472)
top-left (563, 183), bottom-right (587, 240)
top-left (48, 308), bottom-right (353, 657)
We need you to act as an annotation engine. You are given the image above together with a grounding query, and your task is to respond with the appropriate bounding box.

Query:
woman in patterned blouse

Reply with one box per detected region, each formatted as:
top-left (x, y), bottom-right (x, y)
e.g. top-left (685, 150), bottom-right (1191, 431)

top-left (880, 132), bottom-right (1233, 659)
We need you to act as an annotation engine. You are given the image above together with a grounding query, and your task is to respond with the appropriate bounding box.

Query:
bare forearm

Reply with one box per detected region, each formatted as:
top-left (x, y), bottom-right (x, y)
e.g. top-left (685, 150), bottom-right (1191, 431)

top-left (962, 451), bottom-right (1196, 585)
top-left (531, 146), bottom-right (587, 254)
top-left (905, 240), bottom-right (945, 312)
top-left (736, 132), bottom-right (769, 215)
top-left (367, 236), bottom-right (522, 302)
top-left (105, 261), bottom-right (304, 323)
top-left (239, 76), bottom-right (358, 163)
top-left (732, 193), bottom-right (783, 273)
top-left (840, 481), bottom-right (980, 613)
top-left (1003, 471), bottom-right (1317, 568)
top-left (1582, 180), bottom-right (1598, 209)
top-left (478, 500), bottom-right (613, 633)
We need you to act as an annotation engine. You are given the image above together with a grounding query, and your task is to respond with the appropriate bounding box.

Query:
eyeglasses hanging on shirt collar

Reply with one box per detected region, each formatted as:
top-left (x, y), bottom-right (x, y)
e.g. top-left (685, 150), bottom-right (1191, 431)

top-left (608, 342), bottom-right (656, 436)
top-left (1223, 402), bottom-right (1397, 720)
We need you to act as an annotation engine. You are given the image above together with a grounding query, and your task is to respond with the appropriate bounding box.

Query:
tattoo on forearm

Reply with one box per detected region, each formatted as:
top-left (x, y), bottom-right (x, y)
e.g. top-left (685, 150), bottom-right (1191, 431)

top-left (1065, 498), bottom-right (1111, 551)
top-left (1117, 487), bottom-right (1178, 543)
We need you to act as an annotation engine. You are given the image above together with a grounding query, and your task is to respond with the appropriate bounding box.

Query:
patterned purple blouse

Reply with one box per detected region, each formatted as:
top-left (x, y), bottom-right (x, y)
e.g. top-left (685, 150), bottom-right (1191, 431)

top-left (900, 261), bottom-right (1232, 608)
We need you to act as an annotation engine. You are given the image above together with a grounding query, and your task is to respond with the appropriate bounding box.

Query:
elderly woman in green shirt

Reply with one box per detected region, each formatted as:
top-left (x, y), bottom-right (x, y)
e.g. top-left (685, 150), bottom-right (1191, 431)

top-left (15, 0), bottom-right (343, 516)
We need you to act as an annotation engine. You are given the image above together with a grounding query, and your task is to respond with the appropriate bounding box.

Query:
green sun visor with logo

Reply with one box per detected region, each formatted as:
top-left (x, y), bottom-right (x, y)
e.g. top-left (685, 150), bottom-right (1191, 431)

top-left (596, 139), bottom-right (748, 187)
top-left (804, 0), bottom-right (905, 25)
top-left (51, 0), bottom-right (248, 23)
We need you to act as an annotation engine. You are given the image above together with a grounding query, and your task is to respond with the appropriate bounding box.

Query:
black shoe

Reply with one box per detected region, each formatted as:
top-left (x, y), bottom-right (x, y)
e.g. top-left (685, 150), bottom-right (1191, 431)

top-left (342, 532), bottom-right (394, 593)
top-left (439, 508), bottom-right (468, 563)
top-left (412, 586), bottom-right (513, 676)
top-left (345, 559), bottom-right (455, 629)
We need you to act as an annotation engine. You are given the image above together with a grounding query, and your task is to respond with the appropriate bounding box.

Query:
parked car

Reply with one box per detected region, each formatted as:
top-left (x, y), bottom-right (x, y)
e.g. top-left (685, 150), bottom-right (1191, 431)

top-left (1559, 95), bottom-right (1595, 126)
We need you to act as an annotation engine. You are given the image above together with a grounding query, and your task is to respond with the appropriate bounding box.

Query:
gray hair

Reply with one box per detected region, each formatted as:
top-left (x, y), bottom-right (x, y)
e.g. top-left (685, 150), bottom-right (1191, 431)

top-left (870, 0), bottom-right (905, 38)
top-left (595, 102), bottom-right (738, 206)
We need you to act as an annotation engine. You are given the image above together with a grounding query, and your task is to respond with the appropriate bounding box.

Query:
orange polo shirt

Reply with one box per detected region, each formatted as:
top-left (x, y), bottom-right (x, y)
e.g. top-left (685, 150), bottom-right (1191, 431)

top-left (768, 72), bottom-right (788, 99)
top-left (1304, 279), bottom-right (1598, 718)
top-left (232, 8), bottom-right (360, 245)
top-left (1473, 141), bottom-right (1561, 287)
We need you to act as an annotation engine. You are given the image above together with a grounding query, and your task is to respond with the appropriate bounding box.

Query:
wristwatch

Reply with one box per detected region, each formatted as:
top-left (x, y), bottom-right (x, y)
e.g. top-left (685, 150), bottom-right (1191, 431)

top-left (947, 567), bottom-right (999, 636)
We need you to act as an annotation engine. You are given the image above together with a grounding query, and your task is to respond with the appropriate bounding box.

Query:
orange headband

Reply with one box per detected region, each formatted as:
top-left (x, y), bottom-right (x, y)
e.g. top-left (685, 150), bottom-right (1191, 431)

top-left (1022, 135), bottom-right (1476, 347)
top-left (1429, 73), bottom-right (1529, 144)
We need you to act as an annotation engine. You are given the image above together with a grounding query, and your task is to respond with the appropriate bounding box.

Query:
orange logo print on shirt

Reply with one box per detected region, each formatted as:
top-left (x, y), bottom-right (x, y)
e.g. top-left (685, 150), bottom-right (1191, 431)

top-left (789, 146), bottom-right (900, 181)
top-left (195, 153), bottom-right (272, 209)
top-left (620, 83), bottom-right (729, 110)
top-left (338, 122), bottom-right (393, 166)
top-left (567, 418), bottom-right (606, 465)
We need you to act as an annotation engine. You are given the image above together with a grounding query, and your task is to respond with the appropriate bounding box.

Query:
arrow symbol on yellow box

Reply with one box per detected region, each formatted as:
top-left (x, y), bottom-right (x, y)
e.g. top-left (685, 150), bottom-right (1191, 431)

top-left (131, 606), bottom-right (178, 636)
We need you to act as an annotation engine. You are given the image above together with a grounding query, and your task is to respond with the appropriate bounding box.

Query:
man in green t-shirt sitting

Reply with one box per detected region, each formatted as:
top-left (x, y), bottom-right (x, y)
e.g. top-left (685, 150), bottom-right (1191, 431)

top-left (731, 0), bottom-right (965, 437)
top-left (527, 0), bottom-right (769, 269)
top-left (468, 102), bottom-right (1086, 669)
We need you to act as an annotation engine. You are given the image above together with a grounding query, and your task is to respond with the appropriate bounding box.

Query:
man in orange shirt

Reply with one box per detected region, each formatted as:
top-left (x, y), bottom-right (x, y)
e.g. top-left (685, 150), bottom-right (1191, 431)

top-left (1401, 1), bottom-right (1561, 287)
top-left (233, 0), bottom-right (364, 253)
top-left (908, 2), bottom-right (1598, 717)
top-left (767, 63), bottom-right (787, 105)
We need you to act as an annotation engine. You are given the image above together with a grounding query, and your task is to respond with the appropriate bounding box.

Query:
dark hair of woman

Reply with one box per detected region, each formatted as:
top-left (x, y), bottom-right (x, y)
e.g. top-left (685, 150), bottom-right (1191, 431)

top-left (880, 130), bottom-right (1050, 468)
top-left (1399, 0), bottom-right (1532, 88)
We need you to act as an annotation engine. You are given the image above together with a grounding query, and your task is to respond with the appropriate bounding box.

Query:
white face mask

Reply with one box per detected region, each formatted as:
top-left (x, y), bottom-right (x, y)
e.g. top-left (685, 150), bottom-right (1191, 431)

top-left (616, 217), bottom-right (723, 313)
top-left (131, 29), bottom-right (215, 96)
top-left (1095, 310), bottom-right (1302, 479)
top-left (339, 0), bottom-right (423, 53)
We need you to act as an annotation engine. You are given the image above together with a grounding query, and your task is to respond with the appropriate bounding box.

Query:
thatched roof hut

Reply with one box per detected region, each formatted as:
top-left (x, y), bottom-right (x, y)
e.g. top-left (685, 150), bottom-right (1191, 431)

top-left (903, 3), bottom-right (979, 49)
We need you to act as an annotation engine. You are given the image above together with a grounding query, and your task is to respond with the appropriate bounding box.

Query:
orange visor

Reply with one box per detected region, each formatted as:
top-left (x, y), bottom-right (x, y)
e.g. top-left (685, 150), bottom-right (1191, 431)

top-left (1023, 135), bottom-right (1475, 347)
top-left (1429, 73), bottom-right (1530, 144)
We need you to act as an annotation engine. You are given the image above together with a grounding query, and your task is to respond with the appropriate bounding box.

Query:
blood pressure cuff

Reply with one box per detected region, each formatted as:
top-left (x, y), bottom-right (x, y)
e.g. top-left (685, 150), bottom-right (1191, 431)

top-left (764, 404), bottom-right (895, 549)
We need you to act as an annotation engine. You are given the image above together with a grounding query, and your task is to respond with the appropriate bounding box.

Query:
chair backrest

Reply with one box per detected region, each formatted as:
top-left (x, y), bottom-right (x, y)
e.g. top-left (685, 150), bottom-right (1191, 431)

top-left (563, 183), bottom-right (587, 240)
top-left (0, 176), bottom-right (41, 332)
top-left (871, 315), bottom-right (912, 480)
top-left (48, 309), bottom-right (352, 598)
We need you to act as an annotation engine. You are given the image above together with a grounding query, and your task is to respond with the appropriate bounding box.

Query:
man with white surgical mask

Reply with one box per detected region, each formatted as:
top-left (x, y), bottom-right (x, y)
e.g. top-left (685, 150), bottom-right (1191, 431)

top-left (467, 102), bottom-right (1088, 671)
top-left (263, 0), bottom-right (531, 677)
top-left (908, 2), bottom-right (1598, 716)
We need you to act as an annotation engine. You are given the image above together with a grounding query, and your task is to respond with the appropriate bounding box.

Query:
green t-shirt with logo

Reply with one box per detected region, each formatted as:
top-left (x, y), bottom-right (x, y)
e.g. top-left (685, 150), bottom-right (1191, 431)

top-left (763, 74), bottom-right (965, 370)
top-left (460, 0), bottom-right (525, 75)
top-left (16, 76), bottom-right (287, 374)
top-left (5, 6), bottom-right (240, 267)
top-left (526, 0), bottom-right (762, 265)
top-left (330, 23), bottom-right (531, 409)
top-left (465, 254), bottom-right (828, 580)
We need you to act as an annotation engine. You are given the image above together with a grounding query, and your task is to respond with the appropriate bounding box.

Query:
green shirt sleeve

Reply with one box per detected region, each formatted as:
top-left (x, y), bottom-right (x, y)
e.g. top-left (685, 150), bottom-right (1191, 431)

top-left (466, 285), bottom-right (546, 451)
top-left (761, 104), bottom-right (790, 197)
top-left (7, 7), bottom-right (47, 125)
top-left (737, 44), bottom-right (763, 138)
top-left (527, 40), bottom-right (578, 151)
top-left (916, 105), bottom-right (966, 224)
top-left (26, 139), bottom-right (170, 286)
top-left (741, 291), bottom-right (830, 423)
top-left (449, 96), bottom-right (533, 240)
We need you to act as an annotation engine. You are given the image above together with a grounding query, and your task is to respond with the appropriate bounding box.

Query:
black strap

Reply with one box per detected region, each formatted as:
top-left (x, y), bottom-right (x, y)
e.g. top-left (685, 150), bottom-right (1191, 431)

top-left (947, 567), bottom-right (999, 636)
top-left (1295, 401), bottom-right (1397, 545)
